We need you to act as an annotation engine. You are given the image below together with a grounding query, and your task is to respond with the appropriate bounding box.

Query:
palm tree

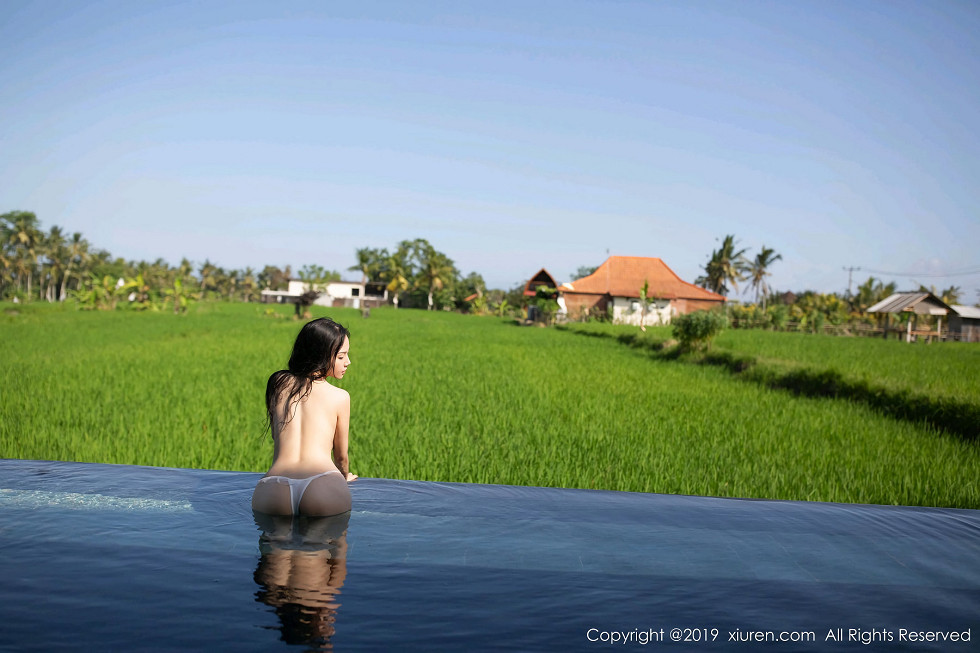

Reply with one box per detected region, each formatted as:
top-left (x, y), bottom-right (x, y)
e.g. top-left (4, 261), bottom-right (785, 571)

top-left (2, 211), bottom-right (42, 299)
top-left (381, 252), bottom-right (410, 309)
top-left (416, 246), bottom-right (456, 310)
top-left (298, 264), bottom-right (328, 292)
top-left (940, 286), bottom-right (961, 305)
top-left (221, 268), bottom-right (239, 301)
top-left (695, 256), bottom-right (721, 294)
top-left (747, 246), bottom-right (782, 309)
top-left (259, 265), bottom-right (288, 291)
top-left (59, 233), bottom-right (90, 301)
top-left (177, 258), bottom-right (195, 286)
top-left (696, 234), bottom-right (748, 296)
top-left (348, 247), bottom-right (380, 284)
top-left (241, 267), bottom-right (259, 302)
top-left (852, 277), bottom-right (896, 314)
top-left (0, 248), bottom-right (11, 298)
top-left (199, 260), bottom-right (218, 299)
top-left (39, 225), bottom-right (68, 302)
top-left (85, 249), bottom-right (117, 283)
top-left (915, 284), bottom-right (961, 306)
top-left (146, 258), bottom-right (172, 293)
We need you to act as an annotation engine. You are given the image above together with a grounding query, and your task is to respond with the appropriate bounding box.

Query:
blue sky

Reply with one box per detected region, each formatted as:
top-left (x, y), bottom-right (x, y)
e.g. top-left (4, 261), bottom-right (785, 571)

top-left (2, 0), bottom-right (978, 301)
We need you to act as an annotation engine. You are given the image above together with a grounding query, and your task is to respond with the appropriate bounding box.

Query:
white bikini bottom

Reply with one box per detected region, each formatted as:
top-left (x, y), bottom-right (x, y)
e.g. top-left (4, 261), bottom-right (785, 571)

top-left (256, 470), bottom-right (342, 514)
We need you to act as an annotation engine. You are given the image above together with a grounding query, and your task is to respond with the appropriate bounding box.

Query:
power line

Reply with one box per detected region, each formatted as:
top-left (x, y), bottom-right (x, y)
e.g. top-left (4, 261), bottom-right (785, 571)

top-left (859, 266), bottom-right (980, 278)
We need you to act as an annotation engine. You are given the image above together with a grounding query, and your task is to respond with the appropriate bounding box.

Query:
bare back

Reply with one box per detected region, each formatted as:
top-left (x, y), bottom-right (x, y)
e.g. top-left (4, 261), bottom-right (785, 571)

top-left (253, 325), bottom-right (354, 517)
top-left (267, 380), bottom-right (351, 479)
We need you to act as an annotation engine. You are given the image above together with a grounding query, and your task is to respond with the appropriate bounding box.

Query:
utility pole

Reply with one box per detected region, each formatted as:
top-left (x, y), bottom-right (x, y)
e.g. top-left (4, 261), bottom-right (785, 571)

top-left (843, 266), bottom-right (861, 300)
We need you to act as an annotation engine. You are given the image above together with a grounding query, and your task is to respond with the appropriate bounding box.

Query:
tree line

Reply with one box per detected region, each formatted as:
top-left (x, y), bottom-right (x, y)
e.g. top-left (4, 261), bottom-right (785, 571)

top-left (5, 210), bottom-right (965, 323)
top-left (692, 233), bottom-right (965, 332)
top-left (696, 234), bottom-right (961, 304)
top-left (0, 210), bottom-right (502, 313)
top-left (347, 239), bottom-right (488, 311)
top-left (1, 210), bottom-right (317, 310)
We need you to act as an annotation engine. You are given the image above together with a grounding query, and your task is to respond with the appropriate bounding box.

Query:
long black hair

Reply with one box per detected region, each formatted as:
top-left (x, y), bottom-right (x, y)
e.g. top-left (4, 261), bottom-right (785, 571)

top-left (265, 317), bottom-right (350, 435)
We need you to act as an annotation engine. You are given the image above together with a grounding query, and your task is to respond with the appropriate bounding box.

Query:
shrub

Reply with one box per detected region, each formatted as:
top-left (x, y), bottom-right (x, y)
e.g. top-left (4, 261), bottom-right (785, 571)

top-left (528, 286), bottom-right (560, 324)
top-left (672, 310), bottom-right (729, 352)
top-left (766, 304), bottom-right (789, 330)
top-left (811, 310), bottom-right (826, 333)
top-left (728, 303), bottom-right (754, 328)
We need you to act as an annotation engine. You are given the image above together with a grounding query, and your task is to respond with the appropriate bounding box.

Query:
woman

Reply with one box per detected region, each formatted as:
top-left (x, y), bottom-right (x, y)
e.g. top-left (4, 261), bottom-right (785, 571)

top-left (252, 317), bottom-right (357, 516)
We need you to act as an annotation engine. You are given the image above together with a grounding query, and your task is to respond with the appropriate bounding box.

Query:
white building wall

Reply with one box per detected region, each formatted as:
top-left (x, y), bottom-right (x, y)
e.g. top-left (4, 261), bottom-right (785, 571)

top-left (286, 280), bottom-right (366, 307)
top-left (611, 296), bottom-right (672, 326)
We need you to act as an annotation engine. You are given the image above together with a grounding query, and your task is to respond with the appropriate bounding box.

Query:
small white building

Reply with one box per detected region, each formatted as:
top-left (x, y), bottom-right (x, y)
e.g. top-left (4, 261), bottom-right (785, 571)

top-left (287, 280), bottom-right (365, 307)
top-left (261, 279), bottom-right (375, 309)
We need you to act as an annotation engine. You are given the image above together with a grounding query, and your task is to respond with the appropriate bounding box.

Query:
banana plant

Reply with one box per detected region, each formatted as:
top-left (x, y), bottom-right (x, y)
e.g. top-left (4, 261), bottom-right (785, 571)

top-left (162, 278), bottom-right (194, 314)
top-left (72, 274), bottom-right (121, 310)
top-left (120, 273), bottom-right (154, 311)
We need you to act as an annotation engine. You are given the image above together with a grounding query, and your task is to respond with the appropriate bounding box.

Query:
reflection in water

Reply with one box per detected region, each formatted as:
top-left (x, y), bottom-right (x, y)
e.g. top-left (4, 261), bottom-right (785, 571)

top-left (253, 511), bottom-right (350, 651)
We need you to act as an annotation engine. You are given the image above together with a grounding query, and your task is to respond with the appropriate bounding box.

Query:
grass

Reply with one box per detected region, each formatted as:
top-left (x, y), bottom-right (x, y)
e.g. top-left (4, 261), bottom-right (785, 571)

top-left (562, 321), bottom-right (980, 441)
top-left (714, 328), bottom-right (980, 403)
top-left (2, 301), bottom-right (979, 508)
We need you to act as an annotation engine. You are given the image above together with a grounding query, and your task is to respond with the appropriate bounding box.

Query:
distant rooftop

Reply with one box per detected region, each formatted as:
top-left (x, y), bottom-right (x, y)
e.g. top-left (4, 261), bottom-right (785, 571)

top-left (950, 304), bottom-right (980, 319)
top-left (867, 292), bottom-right (951, 316)
top-left (560, 256), bottom-right (724, 302)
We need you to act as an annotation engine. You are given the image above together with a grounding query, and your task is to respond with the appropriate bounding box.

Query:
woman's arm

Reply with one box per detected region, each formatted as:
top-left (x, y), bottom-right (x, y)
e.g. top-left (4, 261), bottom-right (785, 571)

top-left (332, 390), bottom-right (357, 481)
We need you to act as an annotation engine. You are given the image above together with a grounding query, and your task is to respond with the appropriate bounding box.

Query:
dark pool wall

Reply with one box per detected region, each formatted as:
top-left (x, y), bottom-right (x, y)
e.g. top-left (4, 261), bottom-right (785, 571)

top-left (0, 459), bottom-right (977, 651)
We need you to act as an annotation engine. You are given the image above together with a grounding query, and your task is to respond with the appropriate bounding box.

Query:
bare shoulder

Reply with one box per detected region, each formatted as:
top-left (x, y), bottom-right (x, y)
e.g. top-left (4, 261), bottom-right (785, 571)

top-left (332, 386), bottom-right (351, 405)
top-left (311, 381), bottom-right (350, 405)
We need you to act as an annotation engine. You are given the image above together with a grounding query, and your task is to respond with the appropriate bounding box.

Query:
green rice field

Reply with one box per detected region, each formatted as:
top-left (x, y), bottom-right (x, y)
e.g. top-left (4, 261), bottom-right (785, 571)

top-left (2, 301), bottom-right (978, 508)
top-left (563, 321), bottom-right (980, 440)
top-left (568, 321), bottom-right (980, 403)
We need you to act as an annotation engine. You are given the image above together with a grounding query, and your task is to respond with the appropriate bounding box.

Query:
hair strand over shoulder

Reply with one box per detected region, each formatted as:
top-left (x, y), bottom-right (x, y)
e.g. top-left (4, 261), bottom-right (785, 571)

top-left (265, 317), bottom-right (350, 435)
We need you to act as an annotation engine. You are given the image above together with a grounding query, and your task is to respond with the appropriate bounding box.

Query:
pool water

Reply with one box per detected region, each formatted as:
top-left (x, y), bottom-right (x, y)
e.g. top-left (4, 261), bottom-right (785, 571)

top-left (0, 459), bottom-right (977, 651)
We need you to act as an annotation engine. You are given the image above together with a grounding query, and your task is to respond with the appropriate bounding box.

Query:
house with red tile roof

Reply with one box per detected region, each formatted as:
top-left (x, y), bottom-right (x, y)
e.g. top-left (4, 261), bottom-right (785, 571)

top-left (558, 256), bottom-right (725, 325)
top-left (523, 268), bottom-right (559, 297)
